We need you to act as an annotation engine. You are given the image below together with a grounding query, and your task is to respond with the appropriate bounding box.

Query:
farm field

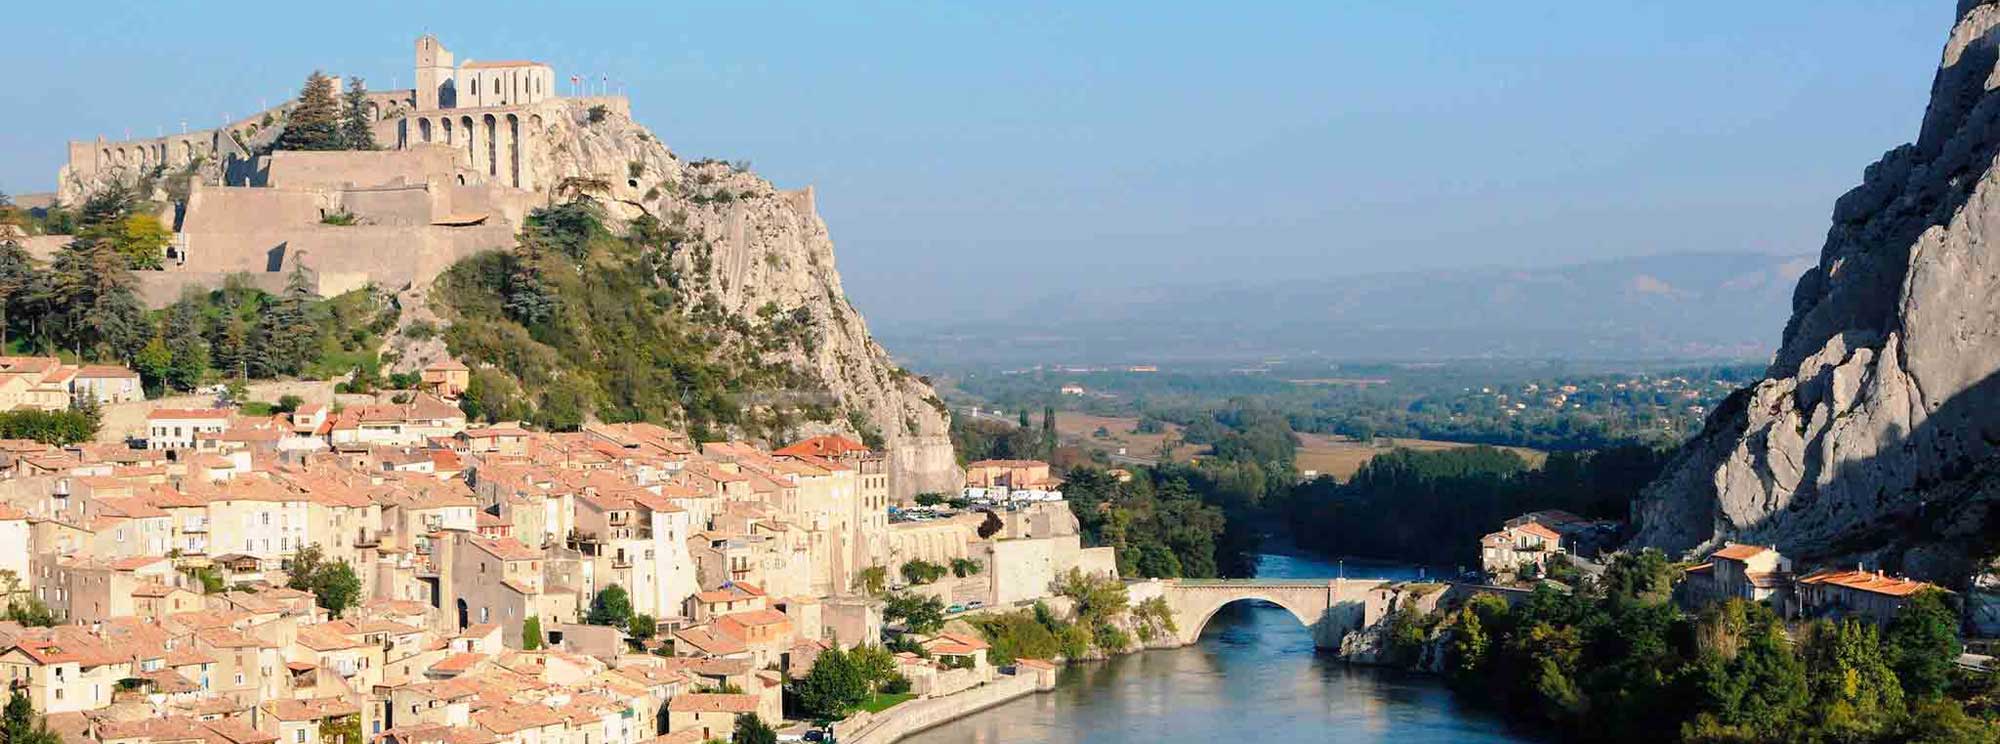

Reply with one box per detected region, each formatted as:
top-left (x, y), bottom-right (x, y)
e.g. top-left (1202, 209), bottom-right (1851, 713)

top-left (1050, 412), bottom-right (1544, 478)
top-left (1052, 412), bottom-right (1206, 461)
top-left (1294, 433), bottom-right (1546, 481)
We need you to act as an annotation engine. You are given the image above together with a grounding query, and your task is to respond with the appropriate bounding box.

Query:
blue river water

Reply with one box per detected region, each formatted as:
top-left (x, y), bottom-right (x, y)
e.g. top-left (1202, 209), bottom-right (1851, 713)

top-left (902, 552), bottom-right (1537, 743)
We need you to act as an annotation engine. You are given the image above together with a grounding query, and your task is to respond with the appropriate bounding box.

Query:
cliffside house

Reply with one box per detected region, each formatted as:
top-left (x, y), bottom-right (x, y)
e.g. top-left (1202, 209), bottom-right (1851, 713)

top-left (1681, 543), bottom-right (1794, 608)
top-left (1796, 568), bottom-right (1939, 627)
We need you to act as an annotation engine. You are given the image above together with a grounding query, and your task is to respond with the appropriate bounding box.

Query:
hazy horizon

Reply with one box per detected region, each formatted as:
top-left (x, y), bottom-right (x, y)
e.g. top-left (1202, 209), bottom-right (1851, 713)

top-left (0, 2), bottom-right (1946, 329)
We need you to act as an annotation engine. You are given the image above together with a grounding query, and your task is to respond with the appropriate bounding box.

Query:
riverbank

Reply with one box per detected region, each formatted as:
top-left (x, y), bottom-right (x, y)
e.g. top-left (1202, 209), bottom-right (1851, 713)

top-left (853, 552), bottom-right (1468, 743)
top-left (841, 667), bottom-right (1055, 744)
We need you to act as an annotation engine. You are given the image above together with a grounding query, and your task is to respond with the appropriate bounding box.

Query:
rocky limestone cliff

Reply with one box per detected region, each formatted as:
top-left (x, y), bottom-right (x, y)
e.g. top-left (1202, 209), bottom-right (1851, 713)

top-left (1632, 1), bottom-right (2000, 574)
top-left (523, 100), bottom-right (960, 497)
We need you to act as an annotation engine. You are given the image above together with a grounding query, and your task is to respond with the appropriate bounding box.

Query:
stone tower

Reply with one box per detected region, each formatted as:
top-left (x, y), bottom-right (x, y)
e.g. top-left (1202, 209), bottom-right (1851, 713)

top-left (415, 34), bottom-right (456, 110)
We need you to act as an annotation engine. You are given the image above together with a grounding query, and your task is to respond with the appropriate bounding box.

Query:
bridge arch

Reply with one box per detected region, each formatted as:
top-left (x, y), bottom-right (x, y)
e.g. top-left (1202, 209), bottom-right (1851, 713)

top-left (1158, 579), bottom-right (1383, 649)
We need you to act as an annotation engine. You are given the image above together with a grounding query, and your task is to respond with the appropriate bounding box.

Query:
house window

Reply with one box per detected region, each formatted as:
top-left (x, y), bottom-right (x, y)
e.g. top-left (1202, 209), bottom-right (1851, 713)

top-left (296, 731), bottom-right (306, 743)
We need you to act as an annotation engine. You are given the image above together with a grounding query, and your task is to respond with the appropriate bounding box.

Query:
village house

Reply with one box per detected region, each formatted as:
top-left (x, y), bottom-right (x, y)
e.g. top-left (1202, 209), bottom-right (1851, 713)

top-left (1681, 543), bottom-right (1794, 608)
top-left (1796, 568), bottom-right (1939, 627)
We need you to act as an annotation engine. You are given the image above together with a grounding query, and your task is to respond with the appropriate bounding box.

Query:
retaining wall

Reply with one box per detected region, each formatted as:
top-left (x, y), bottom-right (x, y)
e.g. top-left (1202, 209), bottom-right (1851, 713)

top-left (843, 671), bottom-right (1047, 744)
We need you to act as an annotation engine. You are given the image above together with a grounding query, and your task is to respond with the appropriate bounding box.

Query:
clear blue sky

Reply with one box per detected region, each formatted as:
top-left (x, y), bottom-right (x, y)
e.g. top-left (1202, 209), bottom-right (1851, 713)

top-left (0, 1), bottom-right (1948, 328)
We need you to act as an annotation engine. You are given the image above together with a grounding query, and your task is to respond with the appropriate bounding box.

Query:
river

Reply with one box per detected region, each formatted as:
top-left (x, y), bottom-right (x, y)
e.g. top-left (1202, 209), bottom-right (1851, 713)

top-left (901, 552), bottom-right (1537, 743)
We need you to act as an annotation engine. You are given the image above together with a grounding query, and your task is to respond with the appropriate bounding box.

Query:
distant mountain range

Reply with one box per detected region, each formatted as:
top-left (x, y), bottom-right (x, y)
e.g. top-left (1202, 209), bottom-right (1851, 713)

top-left (883, 252), bottom-right (1813, 368)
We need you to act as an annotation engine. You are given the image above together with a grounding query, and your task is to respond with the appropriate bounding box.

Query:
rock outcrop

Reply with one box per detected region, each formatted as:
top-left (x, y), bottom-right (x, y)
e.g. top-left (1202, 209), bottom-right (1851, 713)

top-left (527, 100), bottom-right (961, 497)
top-left (1632, 1), bottom-right (2000, 573)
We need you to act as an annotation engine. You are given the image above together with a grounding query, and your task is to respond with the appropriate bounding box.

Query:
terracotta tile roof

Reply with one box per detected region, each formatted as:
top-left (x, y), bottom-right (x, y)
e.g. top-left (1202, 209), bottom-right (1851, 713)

top-left (773, 435), bottom-right (871, 459)
top-left (717, 609), bottom-right (790, 630)
top-left (261, 696), bottom-right (359, 721)
top-left (1514, 521), bottom-right (1562, 542)
top-left (466, 534), bottom-right (540, 561)
top-left (431, 651), bottom-right (488, 674)
top-left (1711, 543), bottom-right (1773, 562)
top-left (673, 626), bottom-right (746, 656)
top-left (1799, 569), bottom-right (1934, 598)
top-left (666, 693), bottom-right (760, 713)
top-left (473, 704), bottom-right (565, 734)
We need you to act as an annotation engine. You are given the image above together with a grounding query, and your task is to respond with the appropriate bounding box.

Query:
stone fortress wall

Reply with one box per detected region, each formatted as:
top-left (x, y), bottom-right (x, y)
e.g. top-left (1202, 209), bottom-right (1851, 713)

top-left (55, 35), bottom-right (593, 306)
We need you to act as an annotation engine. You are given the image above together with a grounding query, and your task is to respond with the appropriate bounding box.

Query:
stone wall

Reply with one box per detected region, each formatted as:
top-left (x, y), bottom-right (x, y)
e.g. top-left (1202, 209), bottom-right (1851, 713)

top-left (267, 148), bottom-right (461, 189)
top-left (988, 534), bottom-right (1080, 606)
top-left (842, 671), bottom-right (1046, 744)
top-left (135, 272), bottom-right (290, 307)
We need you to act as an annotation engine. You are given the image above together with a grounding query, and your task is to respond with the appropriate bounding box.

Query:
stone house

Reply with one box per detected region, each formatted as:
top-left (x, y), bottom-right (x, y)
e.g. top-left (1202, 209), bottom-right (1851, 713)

top-left (1796, 568), bottom-right (1938, 627)
top-left (71, 365), bottom-right (143, 405)
top-left (146, 409), bottom-right (234, 450)
top-left (1681, 543), bottom-right (1793, 608)
top-left (664, 693), bottom-right (769, 741)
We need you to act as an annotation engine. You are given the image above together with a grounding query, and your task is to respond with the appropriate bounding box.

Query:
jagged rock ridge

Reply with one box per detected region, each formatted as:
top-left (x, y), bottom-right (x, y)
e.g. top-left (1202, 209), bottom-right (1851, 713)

top-left (523, 101), bottom-right (962, 498)
top-left (1632, 1), bottom-right (2000, 574)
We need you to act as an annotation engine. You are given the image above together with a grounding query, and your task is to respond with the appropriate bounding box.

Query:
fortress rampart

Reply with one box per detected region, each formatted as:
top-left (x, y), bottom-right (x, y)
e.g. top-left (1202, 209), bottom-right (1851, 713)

top-left (47, 35), bottom-right (602, 306)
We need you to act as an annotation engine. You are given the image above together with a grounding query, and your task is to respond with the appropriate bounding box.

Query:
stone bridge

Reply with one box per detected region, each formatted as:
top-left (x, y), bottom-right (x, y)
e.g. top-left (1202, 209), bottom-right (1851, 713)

top-left (1156, 578), bottom-right (1389, 648)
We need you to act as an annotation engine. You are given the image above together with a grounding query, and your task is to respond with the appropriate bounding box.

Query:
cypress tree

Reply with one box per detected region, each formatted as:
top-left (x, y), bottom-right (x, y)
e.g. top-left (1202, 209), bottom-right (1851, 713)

top-left (276, 71), bottom-right (343, 152)
top-left (341, 78), bottom-right (376, 150)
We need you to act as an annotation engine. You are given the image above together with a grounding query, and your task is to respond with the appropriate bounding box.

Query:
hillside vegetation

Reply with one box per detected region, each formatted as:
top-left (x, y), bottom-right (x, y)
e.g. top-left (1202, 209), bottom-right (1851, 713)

top-left (435, 199), bottom-right (834, 437)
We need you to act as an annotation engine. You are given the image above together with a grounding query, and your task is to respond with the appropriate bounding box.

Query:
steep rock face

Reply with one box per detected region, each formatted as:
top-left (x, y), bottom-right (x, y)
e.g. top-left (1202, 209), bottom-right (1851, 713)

top-left (1633, 1), bottom-right (2000, 565)
top-left (529, 101), bottom-right (961, 497)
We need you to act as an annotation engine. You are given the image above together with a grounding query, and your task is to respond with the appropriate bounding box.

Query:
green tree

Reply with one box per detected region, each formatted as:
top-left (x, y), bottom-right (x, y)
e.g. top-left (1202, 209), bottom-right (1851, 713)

top-left (1448, 605), bottom-right (1490, 683)
top-left (134, 336), bottom-right (173, 395)
top-left (851, 566), bottom-right (887, 598)
top-left (251, 265), bottom-right (323, 377)
top-left (3, 689), bottom-right (61, 744)
top-left (588, 584), bottom-right (633, 628)
top-left (0, 410), bottom-right (97, 446)
top-left (162, 292), bottom-right (210, 391)
top-left (0, 240), bottom-right (40, 349)
top-left (107, 213), bottom-right (170, 270)
top-left (276, 72), bottom-right (344, 151)
top-left (791, 646), bottom-right (867, 719)
top-left (340, 78), bottom-right (377, 150)
top-left (2, 595), bottom-right (56, 627)
top-left (1886, 589), bottom-right (1962, 700)
top-left (46, 238), bottom-right (146, 361)
top-left (883, 592), bottom-right (945, 635)
top-left (950, 557), bottom-right (982, 578)
top-left (731, 714), bottom-right (777, 744)
top-left (628, 613), bottom-right (656, 640)
top-left (900, 559), bottom-right (947, 586)
top-left (286, 544), bottom-right (362, 617)
top-left (1799, 618), bottom-right (1903, 740)
top-left (848, 644), bottom-right (899, 691)
top-left (522, 616), bottom-right (543, 650)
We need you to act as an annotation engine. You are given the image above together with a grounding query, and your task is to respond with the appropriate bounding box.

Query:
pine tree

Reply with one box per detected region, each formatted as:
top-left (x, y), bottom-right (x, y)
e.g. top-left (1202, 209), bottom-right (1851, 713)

top-left (213, 317), bottom-right (249, 380)
top-left (341, 78), bottom-right (377, 150)
top-left (163, 293), bottom-right (209, 391)
top-left (276, 71), bottom-right (343, 152)
top-left (0, 240), bottom-right (39, 349)
top-left (252, 265), bottom-right (323, 377)
top-left (47, 239), bottom-right (145, 362)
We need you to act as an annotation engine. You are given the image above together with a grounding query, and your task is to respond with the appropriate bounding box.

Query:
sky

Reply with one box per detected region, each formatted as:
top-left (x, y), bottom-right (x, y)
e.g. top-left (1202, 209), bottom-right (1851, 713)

top-left (0, 1), bottom-right (1949, 329)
